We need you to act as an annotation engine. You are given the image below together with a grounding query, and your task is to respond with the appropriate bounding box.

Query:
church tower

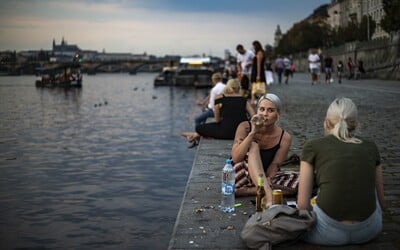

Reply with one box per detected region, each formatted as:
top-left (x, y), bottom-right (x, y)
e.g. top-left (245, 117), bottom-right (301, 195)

top-left (274, 25), bottom-right (282, 48)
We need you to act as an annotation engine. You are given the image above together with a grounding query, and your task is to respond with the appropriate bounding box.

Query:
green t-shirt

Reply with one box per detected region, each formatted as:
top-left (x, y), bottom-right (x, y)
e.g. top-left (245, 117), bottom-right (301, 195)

top-left (302, 135), bottom-right (380, 221)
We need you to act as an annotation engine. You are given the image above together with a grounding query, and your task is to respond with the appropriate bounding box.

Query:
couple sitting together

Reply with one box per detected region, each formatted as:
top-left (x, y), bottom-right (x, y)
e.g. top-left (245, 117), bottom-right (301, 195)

top-left (183, 91), bottom-right (385, 246)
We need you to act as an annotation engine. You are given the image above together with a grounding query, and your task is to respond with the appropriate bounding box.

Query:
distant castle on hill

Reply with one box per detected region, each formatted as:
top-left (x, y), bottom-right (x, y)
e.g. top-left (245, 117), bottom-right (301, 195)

top-left (51, 37), bottom-right (81, 62)
top-left (52, 37), bottom-right (80, 53)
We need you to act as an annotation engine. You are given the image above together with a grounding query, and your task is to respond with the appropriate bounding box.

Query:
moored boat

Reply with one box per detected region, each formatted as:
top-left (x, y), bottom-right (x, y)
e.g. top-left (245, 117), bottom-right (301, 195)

top-left (154, 66), bottom-right (177, 86)
top-left (35, 63), bottom-right (82, 88)
top-left (173, 57), bottom-right (214, 88)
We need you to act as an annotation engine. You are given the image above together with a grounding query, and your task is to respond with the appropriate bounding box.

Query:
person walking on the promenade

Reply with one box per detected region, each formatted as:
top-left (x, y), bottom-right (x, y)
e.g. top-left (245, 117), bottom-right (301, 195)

top-left (236, 44), bottom-right (254, 98)
top-left (337, 60), bottom-right (344, 83)
top-left (265, 58), bottom-right (274, 86)
top-left (347, 57), bottom-right (354, 80)
top-left (194, 73), bottom-right (225, 127)
top-left (231, 93), bottom-right (292, 204)
top-left (324, 54), bottom-right (333, 84)
top-left (283, 56), bottom-right (291, 84)
top-left (356, 58), bottom-right (366, 79)
top-left (250, 40), bottom-right (266, 105)
top-left (274, 55), bottom-right (284, 84)
top-left (297, 97), bottom-right (384, 246)
top-left (308, 49), bottom-right (321, 85)
top-left (180, 79), bottom-right (254, 145)
top-left (289, 62), bottom-right (295, 78)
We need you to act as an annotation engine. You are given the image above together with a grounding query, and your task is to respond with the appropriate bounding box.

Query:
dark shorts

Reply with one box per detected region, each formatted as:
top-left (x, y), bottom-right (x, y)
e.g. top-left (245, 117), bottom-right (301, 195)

top-left (240, 75), bottom-right (250, 90)
top-left (311, 68), bottom-right (320, 75)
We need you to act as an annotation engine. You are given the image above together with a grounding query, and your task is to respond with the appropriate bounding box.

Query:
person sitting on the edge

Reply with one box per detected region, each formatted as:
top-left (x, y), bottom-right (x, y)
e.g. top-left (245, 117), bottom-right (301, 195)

top-left (297, 97), bottom-right (384, 246)
top-left (231, 93), bottom-right (292, 205)
top-left (180, 78), bottom-right (255, 145)
top-left (194, 72), bottom-right (225, 127)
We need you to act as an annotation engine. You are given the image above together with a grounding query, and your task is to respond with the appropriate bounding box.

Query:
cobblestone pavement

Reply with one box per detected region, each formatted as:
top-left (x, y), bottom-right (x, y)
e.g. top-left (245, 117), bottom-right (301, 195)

top-left (269, 73), bottom-right (400, 248)
top-left (270, 74), bottom-right (400, 208)
top-left (169, 73), bottom-right (400, 250)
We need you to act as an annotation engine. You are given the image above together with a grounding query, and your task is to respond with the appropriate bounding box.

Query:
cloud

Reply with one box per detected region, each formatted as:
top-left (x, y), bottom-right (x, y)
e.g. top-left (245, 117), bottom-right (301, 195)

top-left (0, 0), bottom-right (330, 56)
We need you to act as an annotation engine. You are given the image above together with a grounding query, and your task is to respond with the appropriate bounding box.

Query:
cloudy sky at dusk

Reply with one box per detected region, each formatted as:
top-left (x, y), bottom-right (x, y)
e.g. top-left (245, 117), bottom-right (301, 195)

top-left (0, 0), bottom-right (330, 57)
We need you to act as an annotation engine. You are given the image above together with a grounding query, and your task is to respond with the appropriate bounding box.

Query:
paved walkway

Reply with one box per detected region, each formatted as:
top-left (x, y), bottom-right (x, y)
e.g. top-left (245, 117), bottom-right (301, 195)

top-left (169, 73), bottom-right (400, 250)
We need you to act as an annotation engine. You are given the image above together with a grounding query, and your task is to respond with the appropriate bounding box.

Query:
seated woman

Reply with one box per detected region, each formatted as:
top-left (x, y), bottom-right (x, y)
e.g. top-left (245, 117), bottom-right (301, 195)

top-left (298, 97), bottom-right (384, 246)
top-left (181, 78), bottom-right (255, 146)
top-left (231, 93), bottom-right (292, 204)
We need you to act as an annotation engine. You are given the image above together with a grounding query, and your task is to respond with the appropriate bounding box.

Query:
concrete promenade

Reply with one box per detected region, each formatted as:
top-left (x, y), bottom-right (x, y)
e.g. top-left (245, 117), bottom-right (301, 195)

top-left (169, 73), bottom-right (400, 250)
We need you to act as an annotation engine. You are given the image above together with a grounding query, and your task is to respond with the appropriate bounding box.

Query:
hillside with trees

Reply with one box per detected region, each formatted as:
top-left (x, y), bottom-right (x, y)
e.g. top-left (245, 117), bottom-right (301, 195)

top-left (275, 7), bottom-right (377, 56)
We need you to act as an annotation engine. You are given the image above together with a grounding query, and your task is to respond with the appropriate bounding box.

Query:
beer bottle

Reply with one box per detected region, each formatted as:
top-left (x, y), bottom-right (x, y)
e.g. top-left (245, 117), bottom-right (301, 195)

top-left (256, 174), bottom-right (266, 212)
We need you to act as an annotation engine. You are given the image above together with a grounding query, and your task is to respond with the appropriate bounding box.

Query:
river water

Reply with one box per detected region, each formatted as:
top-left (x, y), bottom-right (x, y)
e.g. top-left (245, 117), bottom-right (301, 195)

top-left (0, 73), bottom-right (206, 249)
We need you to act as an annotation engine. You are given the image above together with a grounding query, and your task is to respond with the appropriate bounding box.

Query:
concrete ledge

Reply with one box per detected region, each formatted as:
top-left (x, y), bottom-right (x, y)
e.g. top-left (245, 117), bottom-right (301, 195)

top-left (168, 138), bottom-right (253, 250)
top-left (169, 137), bottom-right (399, 250)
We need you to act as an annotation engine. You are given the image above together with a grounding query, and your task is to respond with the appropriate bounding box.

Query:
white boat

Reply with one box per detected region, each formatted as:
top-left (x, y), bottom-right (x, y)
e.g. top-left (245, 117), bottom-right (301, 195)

top-left (173, 57), bottom-right (214, 88)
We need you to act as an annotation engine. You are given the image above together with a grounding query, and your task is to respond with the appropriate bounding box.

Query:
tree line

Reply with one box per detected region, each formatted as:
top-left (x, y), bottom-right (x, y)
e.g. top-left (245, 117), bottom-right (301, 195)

top-left (274, 0), bottom-right (400, 56)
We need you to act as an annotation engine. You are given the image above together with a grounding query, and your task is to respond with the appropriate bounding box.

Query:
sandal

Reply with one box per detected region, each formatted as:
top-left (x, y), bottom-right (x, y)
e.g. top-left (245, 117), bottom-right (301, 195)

top-left (188, 140), bottom-right (199, 148)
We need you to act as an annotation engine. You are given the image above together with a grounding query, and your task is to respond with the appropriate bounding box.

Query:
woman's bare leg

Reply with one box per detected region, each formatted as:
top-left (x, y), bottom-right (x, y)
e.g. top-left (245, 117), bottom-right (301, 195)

top-left (247, 142), bottom-right (273, 205)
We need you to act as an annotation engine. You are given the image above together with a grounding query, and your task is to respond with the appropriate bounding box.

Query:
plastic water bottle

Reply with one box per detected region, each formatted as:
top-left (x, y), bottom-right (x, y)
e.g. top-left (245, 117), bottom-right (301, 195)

top-left (220, 159), bottom-right (235, 213)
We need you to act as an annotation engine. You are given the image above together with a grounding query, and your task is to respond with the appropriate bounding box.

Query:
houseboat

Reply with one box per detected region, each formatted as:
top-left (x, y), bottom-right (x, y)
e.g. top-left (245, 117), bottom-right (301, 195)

top-left (35, 63), bottom-right (82, 88)
top-left (154, 57), bottom-right (214, 88)
top-left (153, 66), bottom-right (178, 86)
top-left (174, 57), bottom-right (213, 88)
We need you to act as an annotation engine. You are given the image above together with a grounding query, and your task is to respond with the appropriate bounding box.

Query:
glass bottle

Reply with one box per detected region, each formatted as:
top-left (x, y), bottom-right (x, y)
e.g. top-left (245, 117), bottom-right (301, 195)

top-left (256, 174), bottom-right (266, 212)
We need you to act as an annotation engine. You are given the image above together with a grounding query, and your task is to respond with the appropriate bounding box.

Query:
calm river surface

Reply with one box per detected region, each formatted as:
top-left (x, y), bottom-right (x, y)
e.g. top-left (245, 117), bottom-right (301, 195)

top-left (0, 73), bottom-right (206, 249)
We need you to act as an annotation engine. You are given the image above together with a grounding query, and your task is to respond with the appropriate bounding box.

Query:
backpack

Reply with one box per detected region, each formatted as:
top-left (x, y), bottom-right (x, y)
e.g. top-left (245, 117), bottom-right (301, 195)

top-left (241, 205), bottom-right (316, 249)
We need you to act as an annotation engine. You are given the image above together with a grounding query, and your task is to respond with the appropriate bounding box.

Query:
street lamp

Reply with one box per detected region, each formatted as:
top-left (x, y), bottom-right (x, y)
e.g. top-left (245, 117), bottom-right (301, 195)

top-left (366, 1), bottom-right (370, 41)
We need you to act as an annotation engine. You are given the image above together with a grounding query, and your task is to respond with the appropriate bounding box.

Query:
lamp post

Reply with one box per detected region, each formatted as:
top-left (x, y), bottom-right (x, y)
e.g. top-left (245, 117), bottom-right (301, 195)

top-left (367, 1), bottom-right (370, 41)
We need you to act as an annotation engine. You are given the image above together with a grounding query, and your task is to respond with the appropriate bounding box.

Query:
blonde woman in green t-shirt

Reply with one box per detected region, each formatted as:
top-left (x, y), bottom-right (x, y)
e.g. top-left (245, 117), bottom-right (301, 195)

top-left (298, 97), bottom-right (384, 246)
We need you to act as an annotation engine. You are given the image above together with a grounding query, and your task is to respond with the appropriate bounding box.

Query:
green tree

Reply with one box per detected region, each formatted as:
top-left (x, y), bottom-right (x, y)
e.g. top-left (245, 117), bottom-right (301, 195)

top-left (275, 10), bottom-right (377, 55)
top-left (359, 15), bottom-right (376, 41)
top-left (380, 0), bottom-right (400, 34)
top-left (264, 44), bottom-right (273, 57)
top-left (275, 19), bottom-right (331, 55)
top-left (330, 16), bottom-right (376, 45)
top-left (334, 21), bottom-right (359, 43)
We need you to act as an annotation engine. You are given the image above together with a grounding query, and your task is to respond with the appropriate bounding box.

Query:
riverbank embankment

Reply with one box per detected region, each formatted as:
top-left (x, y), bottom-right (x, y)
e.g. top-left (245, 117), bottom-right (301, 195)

top-left (169, 74), bottom-right (400, 249)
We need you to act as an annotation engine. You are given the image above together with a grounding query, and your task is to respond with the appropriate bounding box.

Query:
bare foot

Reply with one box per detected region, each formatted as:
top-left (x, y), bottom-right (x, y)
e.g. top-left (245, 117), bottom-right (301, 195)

top-left (180, 131), bottom-right (195, 142)
top-left (187, 133), bottom-right (200, 142)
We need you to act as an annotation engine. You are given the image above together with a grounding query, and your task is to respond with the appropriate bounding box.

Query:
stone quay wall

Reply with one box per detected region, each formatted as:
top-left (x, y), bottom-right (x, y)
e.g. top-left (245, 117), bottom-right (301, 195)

top-left (292, 31), bottom-right (400, 81)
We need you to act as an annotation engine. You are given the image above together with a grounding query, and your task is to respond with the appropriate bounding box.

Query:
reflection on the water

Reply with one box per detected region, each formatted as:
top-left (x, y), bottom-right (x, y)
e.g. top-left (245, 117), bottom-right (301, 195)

top-left (0, 73), bottom-right (204, 249)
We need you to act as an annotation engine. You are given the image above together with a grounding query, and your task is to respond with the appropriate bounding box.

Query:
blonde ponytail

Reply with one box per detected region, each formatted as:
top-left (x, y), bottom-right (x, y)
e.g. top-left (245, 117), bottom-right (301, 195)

top-left (326, 97), bottom-right (361, 144)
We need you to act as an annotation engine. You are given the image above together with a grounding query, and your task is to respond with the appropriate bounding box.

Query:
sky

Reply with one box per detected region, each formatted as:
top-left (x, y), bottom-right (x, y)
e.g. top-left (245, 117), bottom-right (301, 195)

top-left (0, 0), bottom-right (331, 57)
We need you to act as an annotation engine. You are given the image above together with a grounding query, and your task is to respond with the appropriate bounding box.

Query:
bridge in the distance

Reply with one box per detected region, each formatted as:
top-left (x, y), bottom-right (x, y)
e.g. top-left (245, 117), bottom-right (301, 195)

top-left (0, 58), bottom-right (179, 75)
top-left (79, 58), bottom-right (178, 74)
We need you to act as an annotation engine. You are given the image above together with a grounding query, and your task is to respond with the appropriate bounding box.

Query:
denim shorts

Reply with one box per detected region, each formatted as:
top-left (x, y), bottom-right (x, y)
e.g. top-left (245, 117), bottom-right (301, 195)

top-left (303, 201), bottom-right (382, 246)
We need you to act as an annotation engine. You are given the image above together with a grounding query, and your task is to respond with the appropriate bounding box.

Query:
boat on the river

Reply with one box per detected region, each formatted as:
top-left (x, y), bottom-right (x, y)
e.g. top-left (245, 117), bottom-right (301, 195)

top-left (154, 66), bottom-right (178, 86)
top-left (174, 57), bottom-right (213, 88)
top-left (35, 63), bottom-right (82, 88)
top-left (154, 57), bottom-right (214, 88)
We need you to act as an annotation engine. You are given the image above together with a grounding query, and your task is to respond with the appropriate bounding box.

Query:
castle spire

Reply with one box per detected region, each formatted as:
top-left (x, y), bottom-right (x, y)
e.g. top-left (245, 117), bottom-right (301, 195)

top-left (274, 25), bottom-right (283, 48)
